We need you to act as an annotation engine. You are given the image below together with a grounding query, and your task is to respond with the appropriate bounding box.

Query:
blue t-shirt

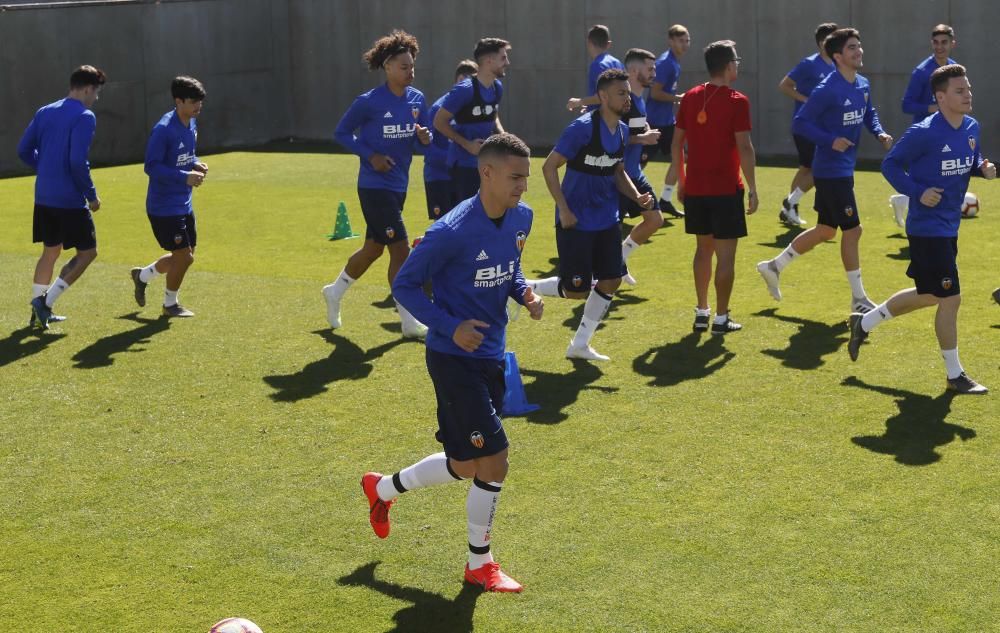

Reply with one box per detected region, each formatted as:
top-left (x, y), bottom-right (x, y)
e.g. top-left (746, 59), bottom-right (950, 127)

top-left (585, 52), bottom-right (624, 112)
top-left (882, 112), bottom-right (982, 238)
top-left (334, 84), bottom-right (430, 193)
top-left (553, 111), bottom-right (629, 231)
top-left (441, 78), bottom-right (503, 168)
top-left (786, 53), bottom-right (835, 119)
top-left (423, 94), bottom-right (451, 182)
top-left (902, 55), bottom-right (956, 124)
top-left (623, 92), bottom-right (648, 180)
top-left (792, 70), bottom-right (885, 178)
top-left (392, 194), bottom-right (533, 360)
top-left (646, 49), bottom-right (681, 126)
top-left (145, 110), bottom-right (198, 217)
top-left (17, 98), bottom-right (98, 209)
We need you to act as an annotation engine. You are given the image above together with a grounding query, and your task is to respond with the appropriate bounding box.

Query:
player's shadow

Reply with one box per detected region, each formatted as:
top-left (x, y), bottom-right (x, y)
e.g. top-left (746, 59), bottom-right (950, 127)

top-left (0, 326), bottom-right (68, 368)
top-left (886, 244), bottom-right (910, 261)
top-left (755, 308), bottom-right (848, 370)
top-left (758, 225), bottom-right (804, 249)
top-left (561, 292), bottom-right (649, 329)
top-left (633, 332), bottom-right (735, 387)
top-left (263, 330), bottom-right (405, 402)
top-left (529, 257), bottom-right (561, 280)
top-left (338, 562), bottom-right (479, 633)
top-left (888, 232), bottom-right (907, 240)
top-left (372, 293), bottom-right (396, 309)
top-left (71, 312), bottom-right (170, 369)
top-left (520, 361), bottom-right (619, 424)
top-left (842, 376), bottom-right (972, 466)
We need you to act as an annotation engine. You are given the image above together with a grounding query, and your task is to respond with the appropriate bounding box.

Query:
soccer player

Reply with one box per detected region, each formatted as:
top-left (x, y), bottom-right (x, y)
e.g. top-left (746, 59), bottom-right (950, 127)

top-left (647, 24), bottom-right (691, 218)
top-left (673, 40), bottom-right (758, 334)
top-left (129, 76), bottom-right (208, 318)
top-left (434, 38), bottom-right (510, 205)
top-left (757, 28), bottom-right (893, 314)
top-left (19, 65), bottom-right (106, 329)
top-left (849, 64), bottom-right (994, 394)
top-left (324, 30), bottom-right (432, 338)
top-left (424, 59), bottom-right (478, 220)
top-left (564, 24), bottom-right (624, 113)
top-left (363, 133), bottom-right (543, 593)
top-left (776, 22), bottom-right (838, 227)
top-left (890, 25), bottom-right (958, 227)
top-left (619, 48), bottom-right (664, 285)
top-left (526, 69), bottom-right (653, 361)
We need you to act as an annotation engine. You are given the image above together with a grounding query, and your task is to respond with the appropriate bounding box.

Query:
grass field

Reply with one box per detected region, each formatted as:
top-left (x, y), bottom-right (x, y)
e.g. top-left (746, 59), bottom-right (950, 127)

top-left (1, 152), bottom-right (998, 633)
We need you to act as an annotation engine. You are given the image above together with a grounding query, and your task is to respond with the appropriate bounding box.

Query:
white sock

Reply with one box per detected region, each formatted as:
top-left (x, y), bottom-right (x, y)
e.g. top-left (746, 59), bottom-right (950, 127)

top-left (773, 245), bottom-right (800, 272)
top-left (396, 300), bottom-right (422, 328)
top-left (846, 269), bottom-right (867, 299)
top-left (327, 269), bottom-right (356, 301)
top-left (164, 289), bottom-right (179, 307)
top-left (622, 236), bottom-right (640, 262)
top-left (376, 452), bottom-right (463, 502)
top-left (787, 187), bottom-right (805, 205)
top-left (941, 348), bottom-right (964, 380)
top-left (31, 283), bottom-right (48, 299)
top-left (572, 289), bottom-right (612, 347)
top-left (713, 312), bottom-right (729, 324)
top-left (45, 278), bottom-right (69, 307)
top-left (660, 184), bottom-right (675, 201)
top-left (695, 306), bottom-right (711, 316)
top-left (860, 301), bottom-right (893, 332)
top-left (529, 276), bottom-right (562, 297)
top-left (467, 478), bottom-right (502, 570)
top-left (139, 263), bottom-right (160, 283)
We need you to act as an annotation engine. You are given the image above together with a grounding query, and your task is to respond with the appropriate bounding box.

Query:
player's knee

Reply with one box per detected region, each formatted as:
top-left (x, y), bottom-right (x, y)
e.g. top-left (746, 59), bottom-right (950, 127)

top-left (80, 248), bottom-right (97, 263)
top-left (563, 290), bottom-right (588, 300)
top-left (645, 212), bottom-right (664, 231)
top-left (596, 278), bottom-right (621, 294)
top-left (816, 225), bottom-right (837, 241)
top-left (450, 459), bottom-right (477, 480)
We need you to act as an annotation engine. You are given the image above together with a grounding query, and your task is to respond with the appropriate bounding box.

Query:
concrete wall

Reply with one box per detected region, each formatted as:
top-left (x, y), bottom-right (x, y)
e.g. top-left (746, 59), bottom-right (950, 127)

top-left (2, 0), bottom-right (996, 175)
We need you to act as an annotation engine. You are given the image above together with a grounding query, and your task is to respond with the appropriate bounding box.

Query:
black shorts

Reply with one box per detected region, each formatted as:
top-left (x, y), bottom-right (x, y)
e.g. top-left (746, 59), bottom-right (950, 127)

top-left (450, 166), bottom-right (480, 205)
top-left (644, 124), bottom-right (675, 163)
top-left (814, 177), bottom-right (860, 230)
top-left (358, 187), bottom-right (407, 245)
top-left (32, 204), bottom-right (96, 250)
top-left (793, 133), bottom-right (816, 168)
top-left (556, 224), bottom-right (623, 291)
top-left (424, 179), bottom-right (452, 220)
top-left (620, 174), bottom-right (659, 219)
top-left (907, 236), bottom-right (960, 298)
top-left (683, 190), bottom-right (747, 239)
top-left (426, 348), bottom-right (509, 461)
top-left (148, 213), bottom-right (197, 251)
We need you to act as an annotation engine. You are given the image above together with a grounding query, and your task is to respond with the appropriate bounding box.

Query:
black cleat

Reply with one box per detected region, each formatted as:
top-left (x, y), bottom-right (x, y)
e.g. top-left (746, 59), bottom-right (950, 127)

top-left (162, 303), bottom-right (194, 318)
top-left (29, 295), bottom-right (52, 330)
top-left (660, 199), bottom-right (684, 218)
top-left (130, 267), bottom-right (147, 307)
top-left (946, 372), bottom-right (988, 395)
top-left (693, 312), bottom-right (710, 332)
top-left (711, 315), bottom-right (742, 335)
top-left (847, 312), bottom-right (868, 361)
top-left (993, 287), bottom-right (1000, 306)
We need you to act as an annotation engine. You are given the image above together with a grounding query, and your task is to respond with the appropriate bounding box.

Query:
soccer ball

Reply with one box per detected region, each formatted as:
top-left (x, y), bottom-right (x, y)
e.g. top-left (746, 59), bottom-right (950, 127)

top-left (961, 192), bottom-right (979, 218)
top-left (210, 618), bottom-right (263, 633)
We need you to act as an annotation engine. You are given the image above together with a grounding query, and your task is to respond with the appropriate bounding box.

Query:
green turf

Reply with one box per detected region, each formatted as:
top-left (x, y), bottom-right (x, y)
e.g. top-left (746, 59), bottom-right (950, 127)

top-left (1, 153), bottom-right (998, 633)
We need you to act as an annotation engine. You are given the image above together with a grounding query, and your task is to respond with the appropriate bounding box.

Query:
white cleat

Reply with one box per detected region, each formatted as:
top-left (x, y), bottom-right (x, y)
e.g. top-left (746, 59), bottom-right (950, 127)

top-left (322, 284), bottom-right (342, 329)
top-left (623, 272), bottom-right (637, 286)
top-left (402, 321), bottom-right (428, 340)
top-left (851, 296), bottom-right (877, 314)
top-left (756, 260), bottom-right (782, 301)
top-left (889, 194), bottom-right (908, 228)
top-left (566, 342), bottom-right (610, 362)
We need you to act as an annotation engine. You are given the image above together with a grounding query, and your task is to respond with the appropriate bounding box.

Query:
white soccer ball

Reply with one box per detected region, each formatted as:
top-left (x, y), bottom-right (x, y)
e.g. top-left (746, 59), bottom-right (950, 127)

top-left (961, 192), bottom-right (979, 218)
top-left (210, 618), bottom-right (263, 633)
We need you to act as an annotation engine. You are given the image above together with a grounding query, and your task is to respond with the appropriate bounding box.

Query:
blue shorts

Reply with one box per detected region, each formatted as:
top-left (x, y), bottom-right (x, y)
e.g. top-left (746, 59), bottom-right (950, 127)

top-left (33, 204), bottom-right (96, 250)
top-left (907, 236), bottom-right (960, 298)
top-left (450, 166), bottom-right (480, 205)
top-left (620, 174), bottom-right (659, 219)
top-left (358, 187), bottom-right (407, 245)
top-left (426, 348), bottom-right (509, 461)
top-left (814, 177), bottom-right (860, 230)
top-left (793, 134), bottom-right (816, 168)
top-left (556, 224), bottom-right (623, 291)
top-left (149, 213), bottom-right (197, 251)
top-left (424, 179), bottom-right (452, 220)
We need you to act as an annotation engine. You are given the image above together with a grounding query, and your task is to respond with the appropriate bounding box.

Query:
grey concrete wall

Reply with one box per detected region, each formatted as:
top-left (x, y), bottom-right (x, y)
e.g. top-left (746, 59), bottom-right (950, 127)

top-left (2, 0), bottom-right (997, 176)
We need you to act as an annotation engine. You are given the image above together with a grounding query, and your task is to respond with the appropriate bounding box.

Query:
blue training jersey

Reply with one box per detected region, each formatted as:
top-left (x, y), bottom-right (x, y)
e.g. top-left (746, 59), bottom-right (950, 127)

top-left (786, 52), bottom-right (835, 119)
top-left (792, 70), bottom-right (885, 179)
top-left (334, 84), bottom-right (430, 193)
top-left (902, 55), bottom-right (956, 125)
top-left (623, 91), bottom-right (648, 180)
top-left (424, 94), bottom-right (452, 182)
top-left (145, 110), bottom-right (198, 217)
top-left (17, 98), bottom-right (98, 209)
top-left (392, 194), bottom-right (533, 360)
top-left (440, 77), bottom-right (503, 169)
top-left (646, 49), bottom-right (681, 127)
top-left (553, 111), bottom-right (629, 231)
top-left (882, 112), bottom-right (983, 238)
top-left (585, 52), bottom-right (624, 112)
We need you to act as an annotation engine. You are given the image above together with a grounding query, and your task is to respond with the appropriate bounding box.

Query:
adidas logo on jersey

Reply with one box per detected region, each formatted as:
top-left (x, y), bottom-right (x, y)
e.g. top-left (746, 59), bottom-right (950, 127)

top-left (843, 98), bottom-right (852, 106)
top-left (178, 142), bottom-right (185, 149)
top-left (942, 144), bottom-right (952, 152)
top-left (475, 250), bottom-right (489, 261)
top-left (383, 111), bottom-right (393, 118)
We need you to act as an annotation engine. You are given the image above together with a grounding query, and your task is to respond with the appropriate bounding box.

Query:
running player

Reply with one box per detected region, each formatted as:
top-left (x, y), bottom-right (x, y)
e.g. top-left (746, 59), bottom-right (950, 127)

top-left (424, 59), bottom-right (478, 220)
top-left (647, 24), bottom-right (690, 218)
top-left (565, 24), bottom-right (624, 113)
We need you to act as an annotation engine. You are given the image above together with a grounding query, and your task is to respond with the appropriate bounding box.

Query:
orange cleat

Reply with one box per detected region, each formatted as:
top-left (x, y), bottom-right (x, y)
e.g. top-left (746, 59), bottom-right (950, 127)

top-left (361, 472), bottom-right (394, 539)
top-left (464, 562), bottom-right (523, 593)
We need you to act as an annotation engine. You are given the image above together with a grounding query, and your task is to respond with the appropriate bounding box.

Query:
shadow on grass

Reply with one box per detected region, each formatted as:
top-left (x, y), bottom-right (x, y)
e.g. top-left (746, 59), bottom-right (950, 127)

top-left (338, 562), bottom-right (480, 633)
top-left (842, 376), bottom-right (973, 466)
top-left (561, 291), bottom-right (648, 329)
top-left (887, 232), bottom-right (907, 240)
top-left (263, 330), bottom-right (406, 402)
top-left (71, 312), bottom-right (171, 369)
top-left (755, 308), bottom-right (848, 370)
top-left (0, 326), bottom-right (67, 368)
top-left (373, 293), bottom-right (396, 309)
top-left (520, 360), bottom-right (619, 425)
top-left (886, 244), bottom-right (910, 261)
top-left (633, 332), bottom-right (735, 387)
top-left (529, 257), bottom-right (560, 280)
top-left (757, 225), bottom-right (805, 249)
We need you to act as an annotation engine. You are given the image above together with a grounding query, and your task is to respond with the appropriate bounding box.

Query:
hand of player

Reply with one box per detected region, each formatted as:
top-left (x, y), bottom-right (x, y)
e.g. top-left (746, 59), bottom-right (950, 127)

top-left (878, 133), bottom-right (894, 150)
top-left (524, 287), bottom-right (543, 320)
top-left (465, 139), bottom-right (485, 156)
top-left (186, 171), bottom-right (205, 187)
top-left (566, 97), bottom-right (583, 112)
top-left (638, 129), bottom-right (661, 146)
top-left (558, 206), bottom-right (578, 229)
top-left (453, 319), bottom-right (489, 352)
top-left (636, 192), bottom-right (654, 209)
top-left (369, 154), bottom-right (396, 172)
top-left (746, 190), bottom-right (759, 215)
top-left (88, 197), bottom-right (101, 212)
top-left (415, 124), bottom-right (431, 145)
top-left (981, 159), bottom-right (997, 180)
top-left (832, 137), bottom-right (855, 152)
top-left (919, 187), bottom-right (944, 207)
top-left (192, 162), bottom-right (208, 174)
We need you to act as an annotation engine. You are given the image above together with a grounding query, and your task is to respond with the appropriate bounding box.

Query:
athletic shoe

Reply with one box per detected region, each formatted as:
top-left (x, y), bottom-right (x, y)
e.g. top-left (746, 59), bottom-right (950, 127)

top-left (779, 199), bottom-right (807, 226)
top-left (361, 472), bottom-right (393, 539)
top-left (130, 267), bottom-right (147, 307)
top-left (851, 296), bottom-right (876, 314)
top-left (401, 321), bottom-right (428, 340)
top-left (322, 284), bottom-right (342, 329)
top-left (566, 342), bottom-right (610, 361)
top-left (30, 295), bottom-right (52, 330)
top-left (889, 194), bottom-right (908, 228)
top-left (692, 311), bottom-right (710, 332)
top-left (756, 260), bottom-right (782, 301)
top-left (622, 271), bottom-right (637, 286)
top-left (847, 312), bottom-right (868, 361)
top-left (992, 287), bottom-right (1000, 305)
top-left (464, 562), bottom-right (523, 593)
top-left (162, 304), bottom-right (194, 318)
top-left (946, 372), bottom-right (988, 395)
top-left (711, 316), bottom-right (742, 335)
top-left (28, 311), bottom-right (66, 327)
top-left (660, 199), bottom-right (684, 218)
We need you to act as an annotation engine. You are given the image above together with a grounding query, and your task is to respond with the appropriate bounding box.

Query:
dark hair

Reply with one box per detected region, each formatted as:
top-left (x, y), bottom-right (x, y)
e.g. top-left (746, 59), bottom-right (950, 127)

top-left (455, 59), bottom-right (478, 80)
top-left (930, 63), bottom-right (966, 95)
top-left (624, 48), bottom-right (656, 66)
top-left (587, 24), bottom-right (611, 48)
top-left (596, 68), bottom-right (629, 92)
top-left (171, 76), bottom-right (206, 101)
top-left (69, 65), bottom-right (106, 89)
top-left (363, 30), bottom-right (419, 71)
top-left (474, 37), bottom-right (510, 61)
top-left (668, 24), bottom-right (688, 39)
top-left (815, 22), bottom-right (839, 46)
top-left (478, 133), bottom-right (530, 161)
top-left (824, 27), bottom-right (860, 61)
top-left (932, 24), bottom-right (955, 39)
top-left (704, 40), bottom-right (738, 76)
